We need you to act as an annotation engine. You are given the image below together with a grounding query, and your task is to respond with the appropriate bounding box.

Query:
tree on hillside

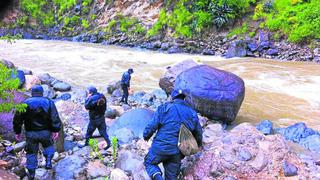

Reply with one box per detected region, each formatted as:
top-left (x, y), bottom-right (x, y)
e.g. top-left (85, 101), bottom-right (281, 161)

top-left (0, 63), bottom-right (27, 113)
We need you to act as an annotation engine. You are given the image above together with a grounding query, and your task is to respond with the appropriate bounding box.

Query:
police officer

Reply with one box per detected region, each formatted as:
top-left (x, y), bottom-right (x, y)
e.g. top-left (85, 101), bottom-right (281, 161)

top-left (13, 85), bottom-right (62, 180)
top-left (120, 68), bottom-right (134, 104)
top-left (80, 86), bottom-right (111, 149)
top-left (143, 89), bottom-right (203, 180)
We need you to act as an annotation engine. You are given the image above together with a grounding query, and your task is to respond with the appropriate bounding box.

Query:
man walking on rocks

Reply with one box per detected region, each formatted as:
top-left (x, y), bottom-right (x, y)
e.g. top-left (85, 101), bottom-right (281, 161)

top-left (120, 68), bottom-right (134, 104)
top-left (143, 89), bottom-right (203, 180)
top-left (80, 86), bottom-right (111, 149)
top-left (13, 85), bottom-right (62, 180)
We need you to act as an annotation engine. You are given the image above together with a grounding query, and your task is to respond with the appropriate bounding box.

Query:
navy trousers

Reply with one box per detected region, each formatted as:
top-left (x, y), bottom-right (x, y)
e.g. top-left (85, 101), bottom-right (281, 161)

top-left (25, 130), bottom-right (55, 170)
top-left (85, 117), bottom-right (111, 145)
top-left (121, 84), bottom-right (129, 104)
top-left (144, 150), bottom-right (183, 180)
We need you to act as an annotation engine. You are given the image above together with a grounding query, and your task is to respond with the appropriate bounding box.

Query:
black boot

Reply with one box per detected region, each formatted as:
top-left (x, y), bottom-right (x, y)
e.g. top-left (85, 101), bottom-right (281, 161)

top-left (28, 169), bottom-right (35, 180)
top-left (45, 155), bottom-right (53, 169)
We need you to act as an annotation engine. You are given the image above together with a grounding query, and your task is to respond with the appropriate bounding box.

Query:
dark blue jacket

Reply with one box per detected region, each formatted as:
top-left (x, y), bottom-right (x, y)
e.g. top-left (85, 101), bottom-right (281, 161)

top-left (121, 71), bottom-right (131, 87)
top-left (143, 99), bottom-right (203, 155)
top-left (85, 93), bottom-right (107, 120)
top-left (13, 97), bottom-right (62, 133)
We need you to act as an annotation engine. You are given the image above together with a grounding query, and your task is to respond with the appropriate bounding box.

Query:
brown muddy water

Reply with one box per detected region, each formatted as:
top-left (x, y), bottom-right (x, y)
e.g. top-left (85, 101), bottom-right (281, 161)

top-left (0, 40), bottom-right (319, 131)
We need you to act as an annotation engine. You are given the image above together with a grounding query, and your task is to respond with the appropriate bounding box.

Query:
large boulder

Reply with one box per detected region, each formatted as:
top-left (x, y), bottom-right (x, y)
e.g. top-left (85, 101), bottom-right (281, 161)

top-left (108, 108), bottom-right (154, 139)
top-left (159, 60), bottom-right (198, 95)
top-left (174, 65), bottom-right (245, 124)
top-left (25, 75), bottom-right (41, 90)
top-left (225, 40), bottom-right (247, 58)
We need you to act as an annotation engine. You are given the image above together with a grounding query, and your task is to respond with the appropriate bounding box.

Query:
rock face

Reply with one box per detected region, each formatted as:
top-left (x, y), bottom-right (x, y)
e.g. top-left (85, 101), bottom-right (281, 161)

top-left (225, 40), bottom-right (247, 58)
top-left (183, 123), bottom-right (310, 179)
top-left (87, 160), bottom-right (110, 179)
top-left (174, 65), bottom-right (245, 124)
top-left (159, 60), bottom-right (198, 95)
top-left (108, 108), bottom-right (154, 139)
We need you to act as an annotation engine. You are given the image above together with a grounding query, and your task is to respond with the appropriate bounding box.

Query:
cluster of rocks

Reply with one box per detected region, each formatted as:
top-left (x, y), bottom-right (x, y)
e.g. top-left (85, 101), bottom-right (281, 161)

top-left (225, 31), bottom-right (319, 62)
top-left (183, 123), bottom-right (320, 179)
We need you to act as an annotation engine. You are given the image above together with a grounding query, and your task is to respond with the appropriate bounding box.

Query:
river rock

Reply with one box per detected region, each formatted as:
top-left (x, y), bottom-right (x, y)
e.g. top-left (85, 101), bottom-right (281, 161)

top-left (53, 82), bottom-right (71, 92)
top-left (0, 59), bottom-right (15, 69)
top-left (115, 150), bottom-right (150, 179)
top-left (42, 84), bottom-right (56, 99)
top-left (151, 89), bottom-right (168, 101)
top-left (108, 108), bottom-right (154, 139)
top-left (202, 49), bottom-right (215, 55)
top-left (25, 75), bottom-right (41, 90)
top-left (266, 48), bottom-right (279, 56)
top-left (38, 73), bottom-right (55, 85)
top-left (283, 161), bottom-right (298, 177)
top-left (299, 134), bottom-right (320, 153)
top-left (256, 120), bottom-right (273, 135)
top-left (114, 128), bottom-right (134, 145)
top-left (259, 31), bottom-right (271, 49)
top-left (225, 40), bottom-right (247, 58)
top-left (280, 122), bottom-right (316, 143)
top-left (159, 59), bottom-right (198, 95)
top-left (174, 65), bottom-right (245, 124)
top-left (168, 46), bottom-right (181, 54)
top-left (54, 155), bottom-right (87, 180)
top-left (106, 81), bottom-right (121, 94)
top-left (247, 42), bottom-right (259, 52)
top-left (105, 108), bottom-right (118, 119)
top-left (35, 168), bottom-right (53, 180)
top-left (87, 160), bottom-right (111, 179)
top-left (110, 168), bottom-right (129, 180)
top-left (18, 68), bottom-right (32, 75)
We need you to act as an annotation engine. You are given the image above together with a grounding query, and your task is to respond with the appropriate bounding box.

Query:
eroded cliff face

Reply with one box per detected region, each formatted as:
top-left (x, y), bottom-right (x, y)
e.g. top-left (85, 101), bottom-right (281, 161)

top-left (0, 0), bottom-right (19, 23)
top-left (96, 0), bottom-right (162, 27)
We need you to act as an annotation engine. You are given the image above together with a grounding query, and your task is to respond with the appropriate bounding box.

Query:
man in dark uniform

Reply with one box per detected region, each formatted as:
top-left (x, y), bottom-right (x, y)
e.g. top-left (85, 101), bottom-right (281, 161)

top-left (120, 68), bottom-right (134, 104)
top-left (13, 85), bottom-right (62, 180)
top-left (80, 86), bottom-right (111, 149)
top-left (143, 89), bottom-right (203, 180)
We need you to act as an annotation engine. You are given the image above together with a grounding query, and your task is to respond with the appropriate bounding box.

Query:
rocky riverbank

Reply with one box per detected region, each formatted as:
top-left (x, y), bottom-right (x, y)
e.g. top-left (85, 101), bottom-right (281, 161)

top-left (1, 27), bottom-right (319, 63)
top-left (0, 59), bottom-right (320, 179)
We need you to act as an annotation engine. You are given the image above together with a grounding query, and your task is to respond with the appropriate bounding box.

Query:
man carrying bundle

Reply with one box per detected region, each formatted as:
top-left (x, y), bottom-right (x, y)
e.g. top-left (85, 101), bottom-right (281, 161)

top-left (143, 89), bottom-right (203, 180)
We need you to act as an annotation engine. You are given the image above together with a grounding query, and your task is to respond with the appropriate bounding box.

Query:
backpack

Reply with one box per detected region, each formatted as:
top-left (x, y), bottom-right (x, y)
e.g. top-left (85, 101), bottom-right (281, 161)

top-left (178, 124), bottom-right (199, 156)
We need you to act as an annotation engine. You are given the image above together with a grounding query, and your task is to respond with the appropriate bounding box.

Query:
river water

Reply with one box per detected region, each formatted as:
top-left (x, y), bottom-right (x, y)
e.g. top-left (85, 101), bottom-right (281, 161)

top-left (1, 40), bottom-right (319, 130)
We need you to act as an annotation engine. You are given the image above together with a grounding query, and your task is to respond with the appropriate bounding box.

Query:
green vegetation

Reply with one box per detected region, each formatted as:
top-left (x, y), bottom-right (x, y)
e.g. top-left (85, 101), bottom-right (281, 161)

top-left (0, 34), bottom-right (23, 44)
top-left (111, 137), bottom-right (118, 163)
top-left (253, 0), bottom-right (320, 43)
top-left (0, 63), bottom-right (27, 113)
top-left (82, 19), bottom-right (90, 29)
top-left (53, 0), bottom-right (76, 14)
top-left (88, 139), bottom-right (103, 161)
top-left (16, 16), bottom-right (28, 27)
top-left (227, 23), bottom-right (249, 38)
top-left (148, 0), bottom-right (256, 38)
